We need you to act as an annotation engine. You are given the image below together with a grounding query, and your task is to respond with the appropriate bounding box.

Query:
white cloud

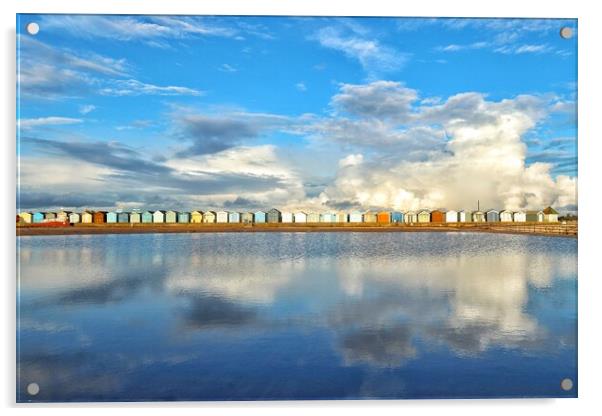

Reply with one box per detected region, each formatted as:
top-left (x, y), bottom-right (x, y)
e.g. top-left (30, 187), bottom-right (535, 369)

top-left (19, 117), bottom-right (82, 129)
top-left (218, 63), bottom-right (237, 73)
top-left (296, 82), bottom-right (307, 92)
top-left (38, 15), bottom-right (238, 43)
top-left (313, 26), bottom-right (408, 75)
top-left (79, 104), bottom-right (96, 115)
top-left (316, 81), bottom-right (577, 211)
top-left (100, 79), bottom-right (203, 97)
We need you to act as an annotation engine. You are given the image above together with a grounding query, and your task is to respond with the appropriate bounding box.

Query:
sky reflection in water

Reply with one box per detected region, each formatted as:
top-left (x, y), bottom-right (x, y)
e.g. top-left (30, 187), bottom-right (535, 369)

top-left (17, 232), bottom-right (577, 401)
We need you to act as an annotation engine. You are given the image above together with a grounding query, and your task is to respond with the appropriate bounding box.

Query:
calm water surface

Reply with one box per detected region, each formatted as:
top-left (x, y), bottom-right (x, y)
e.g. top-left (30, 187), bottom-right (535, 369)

top-left (17, 232), bottom-right (577, 401)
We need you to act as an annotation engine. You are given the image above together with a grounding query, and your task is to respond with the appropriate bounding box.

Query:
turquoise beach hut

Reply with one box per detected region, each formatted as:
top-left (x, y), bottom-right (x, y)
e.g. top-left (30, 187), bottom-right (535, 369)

top-left (107, 212), bottom-right (118, 223)
top-left (178, 212), bottom-right (190, 223)
top-left (33, 212), bottom-right (45, 223)
top-left (254, 211), bottom-right (266, 223)
top-left (141, 211), bottom-right (153, 223)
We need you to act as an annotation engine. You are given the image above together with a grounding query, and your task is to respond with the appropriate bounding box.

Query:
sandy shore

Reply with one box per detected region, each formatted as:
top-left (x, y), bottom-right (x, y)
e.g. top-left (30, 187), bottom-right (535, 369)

top-left (16, 222), bottom-right (577, 238)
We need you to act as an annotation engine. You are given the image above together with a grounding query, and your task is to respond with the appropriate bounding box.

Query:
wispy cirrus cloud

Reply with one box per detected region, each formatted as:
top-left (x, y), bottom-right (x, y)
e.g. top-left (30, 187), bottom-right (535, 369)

top-left (18, 117), bottom-right (82, 130)
top-left (36, 15), bottom-right (275, 48)
top-left (428, 17), bottom-right (576, 56)
top-left (99, 79), bottom-right (203, 97)
top-left (18, 37), bottom-right (202, 99)
top-left (312, 25), bottom-right (409, 76)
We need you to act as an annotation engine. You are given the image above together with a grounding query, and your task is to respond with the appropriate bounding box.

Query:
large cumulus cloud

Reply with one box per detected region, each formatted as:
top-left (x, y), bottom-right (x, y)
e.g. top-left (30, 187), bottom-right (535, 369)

top-left (315, 82), bottom-right (576, 211)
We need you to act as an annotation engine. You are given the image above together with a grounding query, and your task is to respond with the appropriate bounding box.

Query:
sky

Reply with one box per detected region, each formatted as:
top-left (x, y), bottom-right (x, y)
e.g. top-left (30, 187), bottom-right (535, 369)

top-left (16, 15), bottom-right (578, 213)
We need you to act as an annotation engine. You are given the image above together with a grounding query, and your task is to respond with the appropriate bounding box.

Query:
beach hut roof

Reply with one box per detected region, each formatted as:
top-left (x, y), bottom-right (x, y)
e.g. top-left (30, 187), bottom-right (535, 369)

top-left (543, 206), bottom-right (559, 215)
top-left (486, 209), bottom-right (499, 213)
top-left (268, 208), bottom-right (281, 213)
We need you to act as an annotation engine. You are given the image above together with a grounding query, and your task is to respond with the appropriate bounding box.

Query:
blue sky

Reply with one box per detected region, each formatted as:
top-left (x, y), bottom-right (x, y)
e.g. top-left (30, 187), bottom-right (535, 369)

top-left (16, 15), bottom-right (577, 212)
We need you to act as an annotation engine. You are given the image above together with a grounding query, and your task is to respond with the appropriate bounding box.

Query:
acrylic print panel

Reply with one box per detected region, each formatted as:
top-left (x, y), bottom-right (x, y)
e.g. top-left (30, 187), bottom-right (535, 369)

top-left (16, 14), bottom-right (578, 402)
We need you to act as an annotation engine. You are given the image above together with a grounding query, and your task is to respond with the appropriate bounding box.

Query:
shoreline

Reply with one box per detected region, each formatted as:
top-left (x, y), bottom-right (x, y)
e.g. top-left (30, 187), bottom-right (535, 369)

top-left (16, 223), bottom-right (577, 238)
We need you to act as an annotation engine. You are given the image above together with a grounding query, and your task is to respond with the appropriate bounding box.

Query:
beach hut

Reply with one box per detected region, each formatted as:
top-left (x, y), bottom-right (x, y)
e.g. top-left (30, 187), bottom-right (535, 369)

top-left (130, 212), bottom-right (141, 223)
top-left (107, 212), bottom-right (118, 223)
top-left (45, 212), bottom-right (57, 220)
top-left (500, 210), bottom-right (513, 222)
top-left (349, 211), bottom-right (363, 223)
top-left (525, 211), bottom-right (540, 222)
top-left (93, 211), bottom-right (106, 223)
top-left (153, 210), bottom-right (165, 223)
top-left (513, 211), bottom-right (526, 222)
top-left (543, 206), bottom-right (559, 222)
top-left (404, 211), bottom-right (416, 224)
top-left (363, 211), bottom-right (377, 223)
top-left (281, 212), bottom-right (293, 223)
top-left (458, 210), bottom-right (468, 222)
top-left (377, 211), bottom-right (391, 223)
top-left (445, 210), bottom-right (458, 223)
top-left (141, 211), bottom-right (153, 223)
top-left (391, 211), bottom-right (403, 223)
top-left (431, 210), bottom-right (444, 223)
top-left (216, 211), bottom-right (229, 223)
top-left (32, 212), bottom-right (45, 223)
top-left (18, 212), bottom-right (33, 223)
top-left (81, 211), bottom-right (93, 224)
top-left (321, 213), bottom-right (336, 223)
top-left (307, 212), bottom-right (320, 223)
top-left (241, 212), bottom-right (254, 224)
top-left (254, 211), bottom-right (266, 223)
top-left (538, 210), bottom-right (544, 222)
top-left (178, 212), bottom-right (190, 223)
top-left (294, 212), bottom-right (307, 223)
top-left (417, 210), bottom-right (431, 223)
top-left (472, 211), bottom-right (485, 222)
top-left (486, 210), bottom-right (500, 222)
top-left (267, 209), bottom-right (281, 223)
top-left (190, 211), bottom-right (203, 223)
top-left (118, 212), bottom-right (129, 223)
top-left (165, 210), bottom-right (177, 223)
top-left (203, 211), bottom-right (216, 223)
top-left (68, 212), bottom-right (80, 224)
top-left (336, 212), bottom-right (349, 223)
top-left (228, 212), bottom-right (241, 223)
top-left (57, 211), bottom-right (71, 222)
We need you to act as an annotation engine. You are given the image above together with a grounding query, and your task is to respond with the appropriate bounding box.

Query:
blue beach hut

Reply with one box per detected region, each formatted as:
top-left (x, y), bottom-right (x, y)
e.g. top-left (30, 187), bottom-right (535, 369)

top-left (117, 212), bottom-right (129, 223)
top-left (32, 212), bottom-right (45, 223)
top-left (228, 212), bottom-right (241, 223)
top-left (107, 212), bottom-right (118, 223)
top-left (391, 212), bottom-right (404, 223)
top-left (486, 210), bottom-right (500, 222)
top-left (178, 212), bottom-right (190, 223)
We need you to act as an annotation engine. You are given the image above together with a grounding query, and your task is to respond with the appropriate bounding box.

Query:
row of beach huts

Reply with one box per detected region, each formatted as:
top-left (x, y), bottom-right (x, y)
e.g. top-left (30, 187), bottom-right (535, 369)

top-left (17, 207), bottom-right (561, 225)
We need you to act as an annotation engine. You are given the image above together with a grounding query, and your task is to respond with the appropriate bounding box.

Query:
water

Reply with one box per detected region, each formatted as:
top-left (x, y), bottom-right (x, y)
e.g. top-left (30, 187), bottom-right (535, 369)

top-left (16, 232), bottom-right (577, 401)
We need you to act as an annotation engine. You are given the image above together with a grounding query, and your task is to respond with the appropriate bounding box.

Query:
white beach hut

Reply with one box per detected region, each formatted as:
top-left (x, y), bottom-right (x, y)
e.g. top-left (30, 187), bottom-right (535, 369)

top-left (458, 210), bottom-right (468, 222)
top-left (281, 212), bottom-right (293, 223)
top-left (294, 212), bottom-right (307, 223)
top-left (216, 211), bottom-right (229, 223)
top-left (513, 211), bottom-right (527, 222)
top-left (68, 212), bottom-right (81, 224)
top-left (445, 210), bottom-right (458, 223)
top-left (153, 210), bottom-right (165, 223)
top-left (500, 210), bottom-right (513, 222)
top-left (349, 211), bottom-right (363, 223)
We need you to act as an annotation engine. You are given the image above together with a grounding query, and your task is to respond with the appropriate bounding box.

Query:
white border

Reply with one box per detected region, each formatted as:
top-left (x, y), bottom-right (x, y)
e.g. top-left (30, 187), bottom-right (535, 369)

top-left (3, 1), bottom-right (601, 415)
